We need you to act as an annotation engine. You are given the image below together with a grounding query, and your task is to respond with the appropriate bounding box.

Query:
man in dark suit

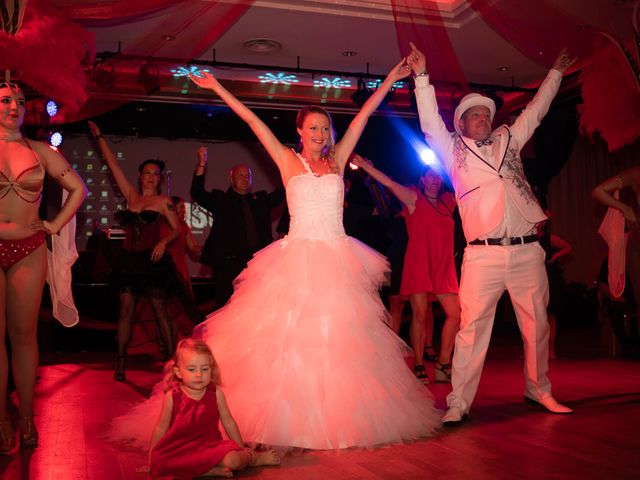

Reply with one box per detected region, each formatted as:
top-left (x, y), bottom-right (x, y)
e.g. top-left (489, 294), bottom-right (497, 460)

top-left (190, 147), bottom-right (284, 307)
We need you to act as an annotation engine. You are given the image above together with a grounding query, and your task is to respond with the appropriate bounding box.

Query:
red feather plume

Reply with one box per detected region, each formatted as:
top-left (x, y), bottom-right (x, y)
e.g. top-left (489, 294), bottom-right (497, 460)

top-left (0, 0), bottom-right (94, 110)
top-left (578, 10), bottom-right (640, 152)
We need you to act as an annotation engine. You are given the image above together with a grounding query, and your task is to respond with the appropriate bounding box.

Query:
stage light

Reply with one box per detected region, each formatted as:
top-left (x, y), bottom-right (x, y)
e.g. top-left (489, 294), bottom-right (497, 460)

top-left (258, 72), bottom-right (299, 85)
top-left (170, 65), bottom-right (210, 78)
top-left (355, 78), bottom-right (395, 109)
top-left (420, 148), bottom-right (437, 166)
top-left (49, 131), bottom-right (63, 148)
top-left (45, 100), bottom-right (58, 117)
top-left (367, 79), bottom-right (405, 90)
top-left (314, 77), bottom-right (351, 88)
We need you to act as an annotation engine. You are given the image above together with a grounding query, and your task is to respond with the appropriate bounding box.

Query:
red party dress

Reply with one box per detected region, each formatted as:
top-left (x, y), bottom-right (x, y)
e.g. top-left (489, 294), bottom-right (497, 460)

top-left (400, 188), bottom-right (458, 296)
top-left (150, 387), bottom-right (242, 478)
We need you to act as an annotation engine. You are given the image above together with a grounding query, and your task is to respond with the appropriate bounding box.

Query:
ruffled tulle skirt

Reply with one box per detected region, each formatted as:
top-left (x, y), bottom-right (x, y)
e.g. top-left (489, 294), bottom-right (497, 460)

top-left (109, 235), bottom-right (441, 450)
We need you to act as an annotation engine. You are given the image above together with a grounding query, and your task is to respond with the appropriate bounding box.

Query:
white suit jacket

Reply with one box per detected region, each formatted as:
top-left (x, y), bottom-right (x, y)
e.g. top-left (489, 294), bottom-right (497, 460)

top-left (414, 69), bottom-right (563, 242)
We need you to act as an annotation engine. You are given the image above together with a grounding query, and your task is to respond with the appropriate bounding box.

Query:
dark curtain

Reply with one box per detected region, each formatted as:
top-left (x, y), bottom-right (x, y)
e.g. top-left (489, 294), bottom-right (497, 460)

top-left (548, 137), bottom-right (640, 284)
top-left (525, 101), bottom-right (580, 207)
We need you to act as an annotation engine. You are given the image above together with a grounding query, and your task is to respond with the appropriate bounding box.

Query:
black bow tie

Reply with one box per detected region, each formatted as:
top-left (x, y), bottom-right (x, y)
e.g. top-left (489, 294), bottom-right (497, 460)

top-left (475, 139), bottom-right (493, 147)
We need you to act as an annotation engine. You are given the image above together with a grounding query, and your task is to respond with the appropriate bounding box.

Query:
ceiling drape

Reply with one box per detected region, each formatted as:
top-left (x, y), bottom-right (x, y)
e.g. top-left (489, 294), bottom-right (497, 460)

top-left (54, 0), bottom-right (189, 24)
top-left (389, 0), bottom-right (640, 151)
top-left (23, 0), bottom-right (255, 122)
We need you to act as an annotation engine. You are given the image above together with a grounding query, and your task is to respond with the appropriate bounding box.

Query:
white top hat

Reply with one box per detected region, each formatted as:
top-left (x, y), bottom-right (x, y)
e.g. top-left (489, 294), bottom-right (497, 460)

top-left (453, 93), bottom-right (496, 136)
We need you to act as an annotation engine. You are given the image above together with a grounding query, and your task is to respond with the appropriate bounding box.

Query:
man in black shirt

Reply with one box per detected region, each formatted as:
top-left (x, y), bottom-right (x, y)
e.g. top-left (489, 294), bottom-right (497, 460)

top-left (190, 147), bottom-right (284, 307)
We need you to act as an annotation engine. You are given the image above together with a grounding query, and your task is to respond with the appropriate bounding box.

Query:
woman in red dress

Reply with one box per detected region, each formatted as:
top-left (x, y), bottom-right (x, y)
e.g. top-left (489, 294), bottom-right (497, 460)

top-left (352, 156), bottom-right (460, 384)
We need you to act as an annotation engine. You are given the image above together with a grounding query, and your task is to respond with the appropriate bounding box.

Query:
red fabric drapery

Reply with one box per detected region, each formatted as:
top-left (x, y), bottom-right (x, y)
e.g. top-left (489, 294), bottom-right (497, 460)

top-left (579, 33), bottom-right (640, 152)
top-left (391, 0), bottom-right (592, 83)
top-left (51, 0), bottom-right (255, 58)
top-left (391, 0), bottom-right (468, 87)
top-left (53, 0), bottom-right (190, 24)
top-left (25, 0), bottom-right (255, 123)
top-left (121, 0), bottom-right (254, 59)
top-left (467, 0), bottom-right (595, 68)
top-left (389, 0), bottom-right (640, 151)
top-left (390, 0), bottom-right (470, 128)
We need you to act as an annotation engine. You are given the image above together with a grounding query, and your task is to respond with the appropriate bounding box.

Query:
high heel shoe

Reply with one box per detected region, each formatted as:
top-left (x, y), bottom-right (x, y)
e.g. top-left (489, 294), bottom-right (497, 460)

top-left (19, 416), bottom-right (38, 449)
top-left (0, 417), bottom-right (15, 453)
top-left (434, 361), bottom-right (452, 383)
top-left (413, 364), bottom-right (429, 385)
top-left (114, 355), bottom-right (126, 382)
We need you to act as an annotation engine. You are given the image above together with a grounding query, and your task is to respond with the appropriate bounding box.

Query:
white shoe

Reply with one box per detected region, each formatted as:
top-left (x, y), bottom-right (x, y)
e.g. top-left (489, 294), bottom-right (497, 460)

top-left (442, 406), bottom-right (467, 425)
top-left (524, 394), bottom-right (573, 414)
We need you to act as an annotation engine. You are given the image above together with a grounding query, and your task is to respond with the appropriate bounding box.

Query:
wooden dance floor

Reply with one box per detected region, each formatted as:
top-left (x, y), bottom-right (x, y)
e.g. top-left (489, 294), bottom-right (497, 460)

top-left (1, 330), bottom-right (639, 480)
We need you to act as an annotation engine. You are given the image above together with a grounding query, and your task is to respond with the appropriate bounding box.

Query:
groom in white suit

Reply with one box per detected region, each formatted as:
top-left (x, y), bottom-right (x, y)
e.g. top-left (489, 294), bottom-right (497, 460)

top-left (408, 43), bottom-right (576, 424)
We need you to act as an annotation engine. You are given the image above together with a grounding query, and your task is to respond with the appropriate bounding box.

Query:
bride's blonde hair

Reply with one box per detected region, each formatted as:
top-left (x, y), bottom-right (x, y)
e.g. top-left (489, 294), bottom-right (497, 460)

top-left (296, 106), bottom-right (339, 174)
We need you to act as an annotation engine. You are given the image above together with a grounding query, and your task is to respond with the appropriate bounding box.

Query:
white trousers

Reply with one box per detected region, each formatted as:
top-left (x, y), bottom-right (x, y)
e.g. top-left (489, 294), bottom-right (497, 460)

top-left (447, 242), bottom-right (552, 413)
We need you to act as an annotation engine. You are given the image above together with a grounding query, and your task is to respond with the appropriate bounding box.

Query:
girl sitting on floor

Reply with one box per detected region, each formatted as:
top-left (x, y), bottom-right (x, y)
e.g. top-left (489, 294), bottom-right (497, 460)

top-left (148, 338), bottom-right (280, 478)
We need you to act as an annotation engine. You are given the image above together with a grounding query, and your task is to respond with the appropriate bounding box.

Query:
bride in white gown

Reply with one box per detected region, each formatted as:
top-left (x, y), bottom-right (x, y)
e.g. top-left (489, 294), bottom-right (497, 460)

top-left (111, 59), bottom-right (441, 451)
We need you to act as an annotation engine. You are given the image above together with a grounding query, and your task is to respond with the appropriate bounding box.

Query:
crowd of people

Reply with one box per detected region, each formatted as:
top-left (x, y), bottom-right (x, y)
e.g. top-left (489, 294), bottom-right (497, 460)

top-left (2, 38), bottom-right (638, 479)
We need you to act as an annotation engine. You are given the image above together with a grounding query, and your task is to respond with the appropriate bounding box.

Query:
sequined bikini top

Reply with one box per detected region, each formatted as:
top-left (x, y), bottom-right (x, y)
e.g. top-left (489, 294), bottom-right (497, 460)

top-left (0, 139), bottom-right (44, 203)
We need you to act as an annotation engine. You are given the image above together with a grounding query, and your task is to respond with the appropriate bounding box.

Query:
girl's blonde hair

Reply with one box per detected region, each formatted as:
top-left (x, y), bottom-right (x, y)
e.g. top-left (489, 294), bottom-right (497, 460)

top-left (162, 338), bottom-right (222, 392)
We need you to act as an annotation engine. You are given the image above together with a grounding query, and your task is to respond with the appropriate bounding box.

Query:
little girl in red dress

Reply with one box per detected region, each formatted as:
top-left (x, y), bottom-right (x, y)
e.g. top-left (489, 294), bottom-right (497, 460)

top-left (148, 339), bottom-right (280, 478)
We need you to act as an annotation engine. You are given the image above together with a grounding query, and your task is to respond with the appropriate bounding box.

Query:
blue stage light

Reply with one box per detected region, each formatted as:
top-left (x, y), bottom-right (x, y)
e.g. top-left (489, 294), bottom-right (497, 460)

top-left (420, 148), bottom-right (437, 166)
top-left (49, 131), bottom-right (63, 148)
top-left (46, 100), bottom-right (58, 117)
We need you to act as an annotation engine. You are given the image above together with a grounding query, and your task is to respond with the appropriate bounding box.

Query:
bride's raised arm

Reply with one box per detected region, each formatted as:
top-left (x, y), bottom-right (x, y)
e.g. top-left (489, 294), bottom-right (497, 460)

top-left (334, 59), bottom-right (411, 170)
top-left (190, 73), bottom-right (290, 170)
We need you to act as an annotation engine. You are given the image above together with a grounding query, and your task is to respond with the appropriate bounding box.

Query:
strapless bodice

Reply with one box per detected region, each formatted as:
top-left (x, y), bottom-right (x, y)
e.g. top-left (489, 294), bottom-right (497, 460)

top-left (116, 209), bottom-right (163, 251)
top-left (286, 173), bottom-right (345, 241)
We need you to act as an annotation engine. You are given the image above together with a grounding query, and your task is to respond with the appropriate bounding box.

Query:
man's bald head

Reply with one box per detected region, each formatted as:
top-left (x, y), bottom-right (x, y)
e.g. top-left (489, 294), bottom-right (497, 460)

top-left (229, 164), bottom-right (252, 195)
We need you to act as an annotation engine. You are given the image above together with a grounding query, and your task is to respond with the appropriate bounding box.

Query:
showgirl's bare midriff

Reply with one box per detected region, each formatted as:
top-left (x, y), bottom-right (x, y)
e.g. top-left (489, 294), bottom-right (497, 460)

top-left (0, 203), bottom-right (41, 240)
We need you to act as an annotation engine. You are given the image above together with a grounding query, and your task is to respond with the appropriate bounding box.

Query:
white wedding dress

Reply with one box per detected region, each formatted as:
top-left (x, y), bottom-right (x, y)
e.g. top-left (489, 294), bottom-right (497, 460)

top-left (110, 154), bottom-right (441, 450)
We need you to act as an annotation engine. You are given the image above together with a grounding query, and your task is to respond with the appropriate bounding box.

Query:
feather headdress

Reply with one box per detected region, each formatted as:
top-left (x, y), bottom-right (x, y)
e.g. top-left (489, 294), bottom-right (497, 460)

top-left (0, 0), bottom-right (94, 109)
top-left (579, 2), bottom-right (640, 152)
